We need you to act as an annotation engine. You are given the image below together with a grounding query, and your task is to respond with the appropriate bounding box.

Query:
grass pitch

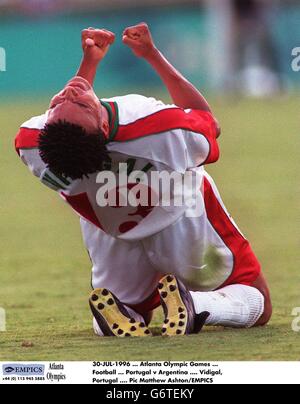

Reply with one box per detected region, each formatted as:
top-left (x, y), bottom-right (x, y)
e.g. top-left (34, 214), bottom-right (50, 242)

top-left (0, 95), bottom-right (299, 361)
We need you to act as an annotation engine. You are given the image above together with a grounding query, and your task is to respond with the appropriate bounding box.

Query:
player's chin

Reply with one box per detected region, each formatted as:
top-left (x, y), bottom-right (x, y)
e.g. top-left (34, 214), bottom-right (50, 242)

top-left (81, 116), bottom-right (102, 135)
top-left (69, 107), bottom-right (101, 134)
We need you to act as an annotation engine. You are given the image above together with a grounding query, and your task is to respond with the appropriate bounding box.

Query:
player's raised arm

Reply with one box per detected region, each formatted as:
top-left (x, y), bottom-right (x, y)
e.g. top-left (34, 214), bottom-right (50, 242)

top-left (77, 28), bottom-right (115, 86)
top-left (122, 23), bottom-right (211, 112)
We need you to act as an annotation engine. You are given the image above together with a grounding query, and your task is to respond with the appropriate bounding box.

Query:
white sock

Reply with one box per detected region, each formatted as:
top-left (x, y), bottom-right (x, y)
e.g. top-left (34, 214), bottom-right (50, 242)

top-left (93, 305), bottom-right (145, 337)
top-left (190, 284), bottom-right (265, 328)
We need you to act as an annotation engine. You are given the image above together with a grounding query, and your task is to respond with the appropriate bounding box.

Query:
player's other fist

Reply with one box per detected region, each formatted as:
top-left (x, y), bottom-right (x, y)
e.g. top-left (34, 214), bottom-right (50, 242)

top-left (122, 23), bottom-right (156, 58)
top-left (82, 28), bottom-right (115, 62)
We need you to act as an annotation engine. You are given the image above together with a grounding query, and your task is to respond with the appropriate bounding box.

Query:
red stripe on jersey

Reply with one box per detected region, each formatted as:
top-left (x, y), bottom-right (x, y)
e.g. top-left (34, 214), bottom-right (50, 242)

top-left (203, 177), bottom-right (261, 288)
top-left (15, 128), bottom-right (41, 155)
top-left (116, 109), bottom-right (220, 165)
top-left (61, 192), bottom-right (104, 230)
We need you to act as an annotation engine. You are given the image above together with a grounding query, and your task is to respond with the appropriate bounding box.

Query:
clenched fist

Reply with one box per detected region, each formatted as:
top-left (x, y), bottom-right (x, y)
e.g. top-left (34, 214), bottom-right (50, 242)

top-left (122, 23), bottom-right (157, 58)
top-left (82, 28), bottom-right (115, 63)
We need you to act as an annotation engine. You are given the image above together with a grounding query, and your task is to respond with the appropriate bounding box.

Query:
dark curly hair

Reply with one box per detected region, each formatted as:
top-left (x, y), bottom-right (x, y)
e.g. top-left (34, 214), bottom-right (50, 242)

top-left (38, 120), bottom-right (111, 180)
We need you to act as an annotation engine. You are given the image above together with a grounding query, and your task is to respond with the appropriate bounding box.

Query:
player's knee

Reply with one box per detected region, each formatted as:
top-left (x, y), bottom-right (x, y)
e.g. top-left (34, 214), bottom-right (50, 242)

top-left (255, 296), bottom-right (273, 327)
top-left (262, 297), bottom-right (273, 325)
top-left (251, 273), bottom-right (272, 327)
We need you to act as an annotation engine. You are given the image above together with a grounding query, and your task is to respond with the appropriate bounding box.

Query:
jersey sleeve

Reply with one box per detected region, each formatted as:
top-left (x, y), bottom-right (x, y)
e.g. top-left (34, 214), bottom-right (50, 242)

top-left (15, 113), bottom-right (47, 179)
top-left (112, 104), bottom-right (221, 170)
top-left (19, 147), bottom-right (74, 192)
top-left (15, 114), bottom-right (74, 192)
top-left (182, 109), bottom-right (221, 167)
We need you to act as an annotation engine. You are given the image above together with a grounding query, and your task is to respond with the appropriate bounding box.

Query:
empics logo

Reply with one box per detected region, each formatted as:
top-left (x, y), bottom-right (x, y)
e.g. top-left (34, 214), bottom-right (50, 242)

top-left (0, 47), bottom-right (6, 72)
top-left (2, 364), bottom-right (45, 376)
top-left (0, 308), bottom-right (6, 332)
top-left (4, 367), bottom-right (14, 374)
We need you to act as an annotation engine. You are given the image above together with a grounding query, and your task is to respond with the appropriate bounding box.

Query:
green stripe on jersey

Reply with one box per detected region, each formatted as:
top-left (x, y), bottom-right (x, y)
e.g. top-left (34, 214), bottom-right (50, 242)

top-left (40, 169), bottom-right (71, 191)
top-left (47, 171), bottom-right (71, 187)
top-left (43, 174), bottom-right (67, 190)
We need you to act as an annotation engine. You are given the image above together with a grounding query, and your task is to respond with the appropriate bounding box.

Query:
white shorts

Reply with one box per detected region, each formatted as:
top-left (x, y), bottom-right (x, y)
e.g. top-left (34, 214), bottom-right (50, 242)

top-left (81, 173), bottom-right (261, 315)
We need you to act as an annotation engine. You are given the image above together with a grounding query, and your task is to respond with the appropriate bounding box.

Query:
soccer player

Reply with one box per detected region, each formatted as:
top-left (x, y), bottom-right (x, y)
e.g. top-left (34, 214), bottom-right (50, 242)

top-left (15, 24), bottom-right (272, 337)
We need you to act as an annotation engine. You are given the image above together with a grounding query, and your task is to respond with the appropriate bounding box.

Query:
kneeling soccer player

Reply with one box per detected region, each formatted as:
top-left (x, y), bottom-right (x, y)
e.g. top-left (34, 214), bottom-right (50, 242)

top-left (15, 24), bottom-right (272, 337)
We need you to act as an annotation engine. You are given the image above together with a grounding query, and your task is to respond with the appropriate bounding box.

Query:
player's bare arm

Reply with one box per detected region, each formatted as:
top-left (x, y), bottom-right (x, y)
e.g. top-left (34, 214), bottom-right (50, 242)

top-left (77, 28), bottom-right (116, 86)
top-left (43, 28), bottom-right (117, 139)
top-left (123, 22), bottom-right (211, 112)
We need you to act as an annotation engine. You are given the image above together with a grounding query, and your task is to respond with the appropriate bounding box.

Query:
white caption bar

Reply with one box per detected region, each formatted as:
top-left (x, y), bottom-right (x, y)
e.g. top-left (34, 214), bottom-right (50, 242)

top-left (0, 362), bottom-right (299, 385)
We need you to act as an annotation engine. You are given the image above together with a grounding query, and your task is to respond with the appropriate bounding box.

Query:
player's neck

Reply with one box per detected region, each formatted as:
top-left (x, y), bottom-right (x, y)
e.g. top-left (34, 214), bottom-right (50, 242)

top-left (101, 104), bottom-right (109, 124)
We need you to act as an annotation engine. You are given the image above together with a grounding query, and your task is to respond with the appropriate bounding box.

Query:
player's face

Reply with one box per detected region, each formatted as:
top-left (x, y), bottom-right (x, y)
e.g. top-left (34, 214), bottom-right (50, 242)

top-left (47, 77), bottom-right (108, 135)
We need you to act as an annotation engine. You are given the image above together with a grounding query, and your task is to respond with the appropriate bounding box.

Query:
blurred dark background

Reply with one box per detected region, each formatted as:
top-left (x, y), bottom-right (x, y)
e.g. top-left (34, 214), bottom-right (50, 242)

top-left (0, 0), bottom-right (299, 98)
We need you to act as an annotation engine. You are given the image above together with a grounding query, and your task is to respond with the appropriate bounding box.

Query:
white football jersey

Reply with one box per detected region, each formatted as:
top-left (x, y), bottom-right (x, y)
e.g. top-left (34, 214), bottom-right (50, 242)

top-left (15, 94), bottom-right (220, 241)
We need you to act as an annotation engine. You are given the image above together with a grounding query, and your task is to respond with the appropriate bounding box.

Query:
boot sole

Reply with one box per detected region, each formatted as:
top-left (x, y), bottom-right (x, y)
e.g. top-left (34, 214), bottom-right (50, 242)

top-left (89, 288), bottom-right (152, 338)
top-left (158, 275), bottom-right (189, 336)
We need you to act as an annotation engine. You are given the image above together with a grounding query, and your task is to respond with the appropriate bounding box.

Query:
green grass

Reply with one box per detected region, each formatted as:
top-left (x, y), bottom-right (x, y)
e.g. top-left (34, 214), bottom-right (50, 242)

top-left (0, 95), bottom-right (299, 361)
